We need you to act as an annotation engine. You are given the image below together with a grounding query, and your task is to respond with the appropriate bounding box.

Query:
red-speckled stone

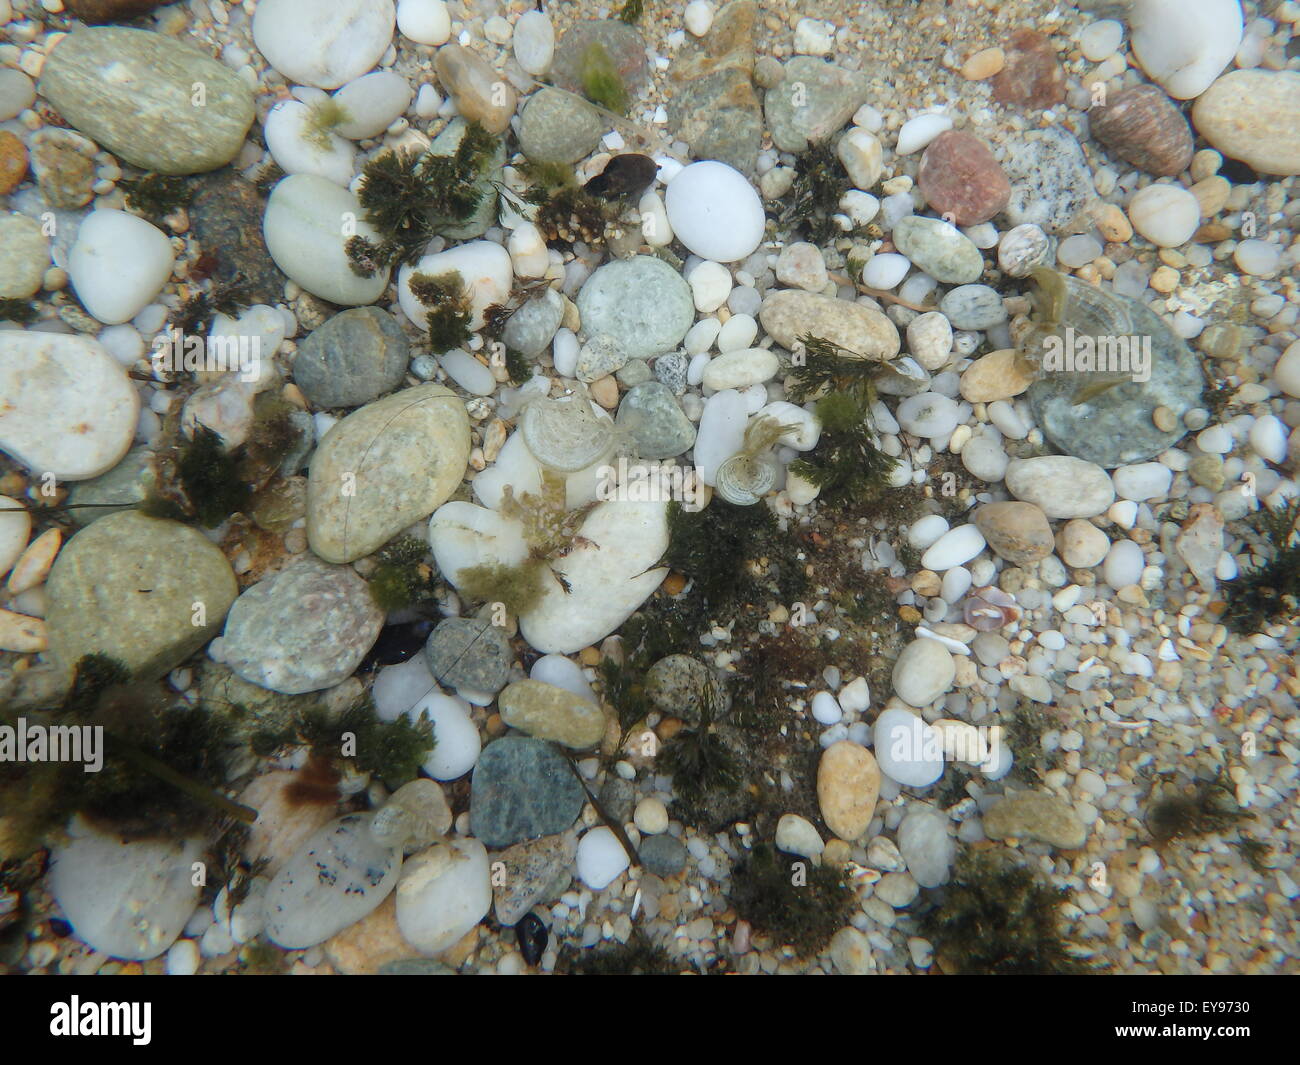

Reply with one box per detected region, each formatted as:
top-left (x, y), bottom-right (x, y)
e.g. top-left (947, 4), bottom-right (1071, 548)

top-left (992, 29), bottom-right (1066, 110)
top-left (0, 131), bottom-right (27, 195)
top-left (1091, 84), bottom-right (1193, 177)
top-left (918, 129), bottom-right (1010, 225)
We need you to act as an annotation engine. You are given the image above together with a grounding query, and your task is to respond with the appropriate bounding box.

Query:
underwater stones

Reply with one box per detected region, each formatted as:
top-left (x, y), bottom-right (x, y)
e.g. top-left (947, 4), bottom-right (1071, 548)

top-left (990, 28), bottom-right (1065, 109)
top-left (891, 216), bottom-right (983, 285)
top-left (664, 161), bottom-right (766, 263)
top-left (1001, 125), bottom-right (1097, 234)
top-left (49, 821), bottom-right (203, 961)
top-left (551, 18), bottom-right (649, 103)
top-left (1127, 184), bottom-right (1199, 247)
top-left (434, 44), bottom-right (515, 135)
top-left (1192, 71), bottom-right (1300, 177)
top-left (1130, 0), bottom-right (1241, 101)
top-left (897, 806), bottom-right (954, 888)
top-left (667, 0), bottom-right (762, 174)
top-left (577, 256), bottom-right (694, 360)
top-left (398, 240), bottom-right (513, 335)
top-left (45, 511), bottom-right (236, 682)
top-left (876, 706), bottom-right (945, 786)
top-left (917, 130), bottom-right (1010, 225)
top-left (518, 499), bottom-right (670, 654)
top-left (517, 86), bottom-right (603, 165)
top-left (1005, 456), bottom-right (1114, 518)
top-left (499, 679), bottom-right (607, 749)
top-left (973, 501), bottom-right (1054, 565)
top-left (424, 616), bottom-right (512, 695)
top-left (219, 556), bottom-right (383, 694)
top-left (758, 289), bottom-right (900, 360)
top-left (503, 289), bottom-right (564, 357)
top-left (982, 791), bottom-right (1088, 849)
top-left (763, 55), bottom-right (870, 154)
top-left (644, 653), bottom-right (720, 725)
top-left (492, 833), bottom-right (575, 927)
top-left (1024, 280), bottom-right (1202, 467)
top-left (891, 638), bottom-right (956, 709)
top-left (576, 826), bottom-right (629, 889)
top-left (640, 833), bottom-right (687, 877)
top-left (407, 690), bottom-right (481, 780)
top-left (426, 118), bottom-right (507, 241)
top-left (616, 381), bottom-right (697, 459)
top-left (263, 174), bottom-right (391, 306)
top-left (0, 330), bottom-right (139, 481)
top-left (0, 214), bottom-right (46, 300)
top-left (68, 209), bottom-right (175, 325)
top-left (292, 307), bottom-right (409, 409)
top-left (254, 0), bottom-right (395, 90)
top-left (395, 838), bottom-right (492, 954)
top-left (958, 348), bottom-right (1033, 403)
top-left (1090, 84), bottom-right (1194, 177)
top-left (39, 27), bottom-right (255, 173)
top-left (265, 814), bottom-right (402, 949)
top-left (307, 384), bottom-right (470, 564)
top-left (470, 735), bottom-right (586, 848)
top-left (817, 741), bottom-right (881, 842)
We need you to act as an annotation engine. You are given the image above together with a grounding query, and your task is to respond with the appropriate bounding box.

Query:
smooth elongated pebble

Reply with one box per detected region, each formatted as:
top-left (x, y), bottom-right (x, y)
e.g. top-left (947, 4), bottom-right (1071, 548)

top-left (0, 607), bottom-right (46, 652)
top-left (1080, 19), bottom-right (1124, 61)
top-left (906, 312), bottom-right (953, 371)
top-left (896, 113), bottom-right (951, 156)
top-left (499, 678), bottom-right (607, 749)
top-left (39, 27), bottom-right (255, 173)
top-left (776, 813), bottom-right (824, 858)
top-left (961, 433), bottom-right (1008, 482)
top-left (1275, 340), bottom-right (1300, 399)
top-left (398, 241), bottom-right (513, 336)
top-left (0, 69), bottom-right (35, 122)
top-left (308, 384), bottom-right (469, 563)
top-left (397, 0), bottom-right (450, 46)
top-left (920, 524), bottom-right (985, 571)
top-left (0, 214), bottom-right (48, 300)
top-left (1249, 415), bottom-right (1288, 464)
top-left (0, 331), bottom-right (139, 480)
top-left (408, 691), bottom-right (481, 779)
top-left (940, 284), bottom-right (1005, 329)
top-left (439, 349), bottom-right (496, 396)
top-left (1104, 538), bottom-right (1145, 589)
top-left (1091, 84), bottom-right (1193, 177)
top-left (891, 638), bottom-right (955, 709)
top-left (1112, 462), bottom-right (1172, 500)
top-left (264, 174), bottom-right (390, 306)
top-left (1192, 70), bottom-right (1300, 176)
top-left (395, 838), bottom-right (490, 954)
top-left (1130, 0), bottom-right (1242, 100)
top-left (254, 0), bottom-right (395, 89)
top-left (837, 127), bottom-right (883, 188)
top-left (1056, 519), bottom-right (1110, 568)
top-left (717, 313), bottom-right (758, 352)
top-left (577, 826), bottom-right (629, 889)
top-left (293, 306), bottom-right (409, 409)
top-left (68, 209), bottom-right (174, 325)
top-left (982, 792), bottom-right (1087, 849)
top-left (701, 347), bottom-right (779, 391)
top-left (759, 289), bottom-right (900, 360)
top-left (1127, 184), bottom-right (1200, 248)
top-left (959, 348), bottom-right (1033, 403)
top-left (513, 9), bottom-right (555, 75)
top-left (817, 741), bottom-right (880, 841)
top-left (0, 497), bottom-right (30, 580)
top-left (1233, 240), bottom-right (1282, 277)
top-left (891, 216), bottom-right (983, 284)
top-left (695, 389), bottom-right (753, 484)
top-left (50, 821), bottom-right (202, 960)
top-left (435, 43), bottom-right (515, 135)
top-left (7, 527), bottom-right (59, 595)
top-left (907, 514), bottom-right (949, 550)
top-left (664, 161), bottom-right (765, 262)
top-left (759, 401), bottom-right (820, 451)
top-left (265, 814), bottom-right (401, 949)
top-left (331, 71), bottom-right (414, 140)
top-left (896, 392), bottom-right (959, 438)
top-left (1005, 456), bottom-right (1114, 518)
top-left (897, 807), bottom-right (953, 887)
top-left (973, 501), bottom-right (1053, 564)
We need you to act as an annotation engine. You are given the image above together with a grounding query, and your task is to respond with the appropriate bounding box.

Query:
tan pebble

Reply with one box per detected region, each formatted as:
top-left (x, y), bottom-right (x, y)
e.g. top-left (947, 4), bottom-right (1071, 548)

top-left (661, 571), bottom-right (687, 596)
top-left (578, 645), bottom-right (602, 666)
top-left (656, 717), bottom-right (684, 742)
top-left (7, 527), bottom-right (60, 594)
top-left (898, 605), bottom-right (922, 623)
top-left (959, 348), bottom-right (1034, 403)
top-left (1189, 176), bottom-right (1230, 218)
top-left (961, 46), bottom-right (1005, 80)
top-left (485, 712), bottom-right (507, 736)
top-left (0, 607), bottom-right (47, 652)
top-left (910, 569), bottom-right (942, 596)
top-left (1152, 406), bottom-right (1177, 432)
top-left (816, 741), bottom-right (880, 842)
top-left (1190, 148), bottom-right (1221, 182)
top-left (952, 654), bottom-right (978, 687)
top-left (822, 839), bottom-right (852, 866)
top-left (1117, 584), bottom-right (1148, 606)
top-left (589, 375), bottom-right (618, 409)
top-left (1193, 222), bottom-right (1231, 243)
top-left (281, 382), bottom-right (308, 409)
top-left (1150, 265), bottom-right (1179, 293)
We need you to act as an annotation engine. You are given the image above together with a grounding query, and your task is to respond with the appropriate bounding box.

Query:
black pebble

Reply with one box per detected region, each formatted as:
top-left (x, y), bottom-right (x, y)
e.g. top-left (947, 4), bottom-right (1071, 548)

top-left (359, 618), bottom-right (436, 670)
top-left (1216, 156), bottom-right (1260, 185)
top-left (516, 912), bottom-right (548, 965)
top-left (583, 154), bottom-right (658, 201)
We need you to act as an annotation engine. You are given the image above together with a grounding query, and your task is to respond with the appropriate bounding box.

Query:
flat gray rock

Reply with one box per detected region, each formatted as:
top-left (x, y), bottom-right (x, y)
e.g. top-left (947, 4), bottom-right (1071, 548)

top-left (577, 256), bottom-right (694, 361)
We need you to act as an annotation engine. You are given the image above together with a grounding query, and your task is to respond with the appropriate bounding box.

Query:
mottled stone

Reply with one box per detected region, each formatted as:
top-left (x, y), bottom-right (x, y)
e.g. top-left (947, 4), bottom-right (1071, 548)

top-left (552, 19), bottom-right (649, 103)
top-left (1192, 70), bottom-right (1300, 177)
top-left (577, 256), bottom-right (695, 361)
top-left (39, 28), bottom-right (255, 174)
top-left (763, 56), bottom-right (870, 154)
top-left (434, 44), bottom-right (515, 135)
top-left (982, 791), bottom-right (1087, 849)
top-left (1002, 125), bottom-right (1097, 234)
top-left (491, 834), bottom-right (575, 926)
top-left (498, 679), bottom-right (607, 749)
top-left (425, 616), bottom-right (513, 694)
top-left (292, 307), bottom-right (409, 409)
top-left (0, 131), bottom-right (27, 195)
top-left (759, 289), bottom-right (900, 360)
top-left (973, 501), bottom-right (1054, 564)
top-left (917, 130), bottom-right (1010, 225)
top-left (517, 86), bottom-right (603, 165)
top-left (189, 173), bottom-right (286, 305)
top-left (891, 215), bottom-right (984, 285)
top-left (817, 741), bottom-right (881, 842)
top-left (469, 735), bottom-right (586, 848)
top-left (1091, 84), bottom-right (1193, 177)
top-left (616, 381), bottom-right (696, 459)
top-left (991, 28), bottom-right (1065, 109)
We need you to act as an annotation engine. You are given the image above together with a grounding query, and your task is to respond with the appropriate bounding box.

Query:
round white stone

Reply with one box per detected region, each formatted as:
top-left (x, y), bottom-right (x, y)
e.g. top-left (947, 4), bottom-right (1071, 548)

top-left (1127, 184), bottom-right (1200, 248)
top-left (254, 0), bottom-right (396, 90)
top-left (811, 690), bottom-right (843, 725)
top-left (531, 652), bottom-right (597, 702)
top-left (332, 71), bottom-right (414, 140)
top-left (908, 514), bottom-right (950, 550)
top-left (896, 392), bottom-right (960, 439)
top-left (717, 313), bottom-right (758, 352)
top-left (687, 259), bottom-right (733, 312)
top-left (1112, 461), bottom-right (1173, 501)
top-left (1249, 414), bottom-right (1288, 463)
top-left (1103, 539), bottom-right (1145, 589)
top-left (513, 10), bottom-right (555, 75)
top-left (684, 0), bottom-right (714, 37)
top-left (775, 813), bottom-right (825, 858)
top-left (577, 826), bottom-right (629, 889)
top-left (396, 0), bottom-right (450, 46)
top-left (406, 691), bottom-right (481, 779)
top-left (1233, 239), bottom-right (1282, 276)
top-left (1272, 340), bottom-right (1300, 397)
top-left (68, 209), bottom-right (174, 326)
top-left (892, 637), bottom-right (956, 709)
top-left (265, 99), bottom-right (356, 186)
top-left (395, 837), bottom-right (491, 953)
top-left (665, 161), bottom-right (765, 263)
top-left (874, 706), bottom-right (945, 787)
top-left (1130, 0), bottom-right (1242, 99)
top-left (700, 347), bottom-right (779, 390)
top-left (1080, 19), bottom-right (1124, 61)
top-left (633, 797), bottom-right (669, 834)
top-left (398, 240), bottom-right (513, 336)
top-left (861, 252), bottom-right (911, 289)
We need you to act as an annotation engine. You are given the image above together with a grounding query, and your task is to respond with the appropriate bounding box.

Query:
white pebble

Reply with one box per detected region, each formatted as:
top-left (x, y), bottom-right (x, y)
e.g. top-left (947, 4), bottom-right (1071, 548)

top-left (1127, 184), bottom-right (1200, 248)
top-left (811, 691), bottom-right (843, 725)
top-left (577, 827), bottom-right (629, 889)
top-left (895, 113), bottom-right (952, 155)
top-left (397, 0), bottom-right (451, 46)
top-left (684, 1), bottom-right (714, 37)
top-left (921, 524), bottom-right (986, 571)
top-left (861, 252), bottom-right (910, 290)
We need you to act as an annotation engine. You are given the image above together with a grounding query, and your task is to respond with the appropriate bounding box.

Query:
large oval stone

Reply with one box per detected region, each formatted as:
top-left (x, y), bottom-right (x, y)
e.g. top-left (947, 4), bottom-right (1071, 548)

top-left (758, 289), bottom-right (900, 360)
top-left (44, 511), bottom-right (237, 682)
top-left (1192, 70), bottom-right (1300, 177)
top-left (0, 330), bottom-right (139, 480)
top-left (576, 256), bottom-right (695, 361)
top-left (307, 384), bottom-right (470, 563)
top-left (39, 27), bottom-right (255, 174)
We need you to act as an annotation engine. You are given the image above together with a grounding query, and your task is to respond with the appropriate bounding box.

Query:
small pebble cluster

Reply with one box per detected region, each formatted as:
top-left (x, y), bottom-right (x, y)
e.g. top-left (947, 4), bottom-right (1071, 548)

top-left (0, 0), bottom-right (1298, 978)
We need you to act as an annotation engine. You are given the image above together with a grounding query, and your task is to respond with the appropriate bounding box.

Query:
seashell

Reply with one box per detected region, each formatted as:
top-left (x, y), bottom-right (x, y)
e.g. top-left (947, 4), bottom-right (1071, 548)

top-left (963, 585), bottom-right (1021, 631)
top-left (715, 452), bottom-right (777, 506)
top-left (519, 390), bottom-right (616, 472)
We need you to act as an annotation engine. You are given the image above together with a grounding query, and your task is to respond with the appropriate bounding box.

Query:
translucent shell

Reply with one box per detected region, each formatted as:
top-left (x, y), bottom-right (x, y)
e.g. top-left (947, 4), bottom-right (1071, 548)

top-left (715, 452), bottom-right (777, 506)
top-left (963, 585), bottom-right (1021, 631)
top-left (520, 391), bottom-right (616, 472)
